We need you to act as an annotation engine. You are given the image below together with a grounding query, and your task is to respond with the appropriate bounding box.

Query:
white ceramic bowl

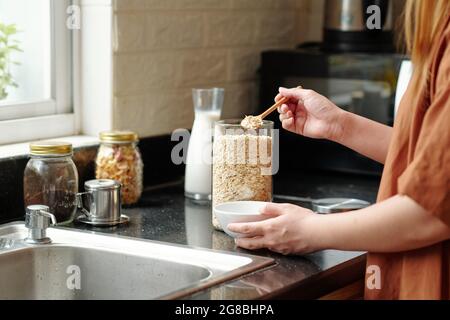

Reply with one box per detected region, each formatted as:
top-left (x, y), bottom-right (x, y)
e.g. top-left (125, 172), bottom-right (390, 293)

top-left (214, 201), bottom-right (270, 238)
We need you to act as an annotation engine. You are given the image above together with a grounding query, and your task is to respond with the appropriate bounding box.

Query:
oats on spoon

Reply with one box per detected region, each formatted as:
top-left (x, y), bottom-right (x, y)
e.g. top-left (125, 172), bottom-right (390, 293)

top-left (240, 97), bottom-right (289, 130)
top-left (241, 116), bottom-right (263, 130)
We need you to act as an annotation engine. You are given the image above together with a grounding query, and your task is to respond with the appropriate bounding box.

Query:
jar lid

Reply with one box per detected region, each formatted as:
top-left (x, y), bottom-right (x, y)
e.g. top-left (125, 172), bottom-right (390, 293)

top-left (99, 131), bottom-right (138, 143)
top-left (85, 179), bottom-right (121, 191)
top-left (30, 141), bottom-right (73, 156)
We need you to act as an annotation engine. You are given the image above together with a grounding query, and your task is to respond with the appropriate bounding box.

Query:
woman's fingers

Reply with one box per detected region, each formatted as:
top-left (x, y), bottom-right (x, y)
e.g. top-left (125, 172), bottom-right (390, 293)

top-left (235, 236), bottom-right (267, 250)
top-left (278, 102), bottom-right (298, 113)
top-left (228, 220), bottom-right (268, 237)
top-left (235, 235), bottom-right (290, 254)
top-left (274, 93), bottom-right (283, 102)
top-left (276, 86), bottom-right (308, 114)
top-left (260, 203), bottom-right (288, 216)
top-left (279, 109), bottom-right (293, 121)
top-left (279, 86), bottom-right (309, 103)
top-left (275, 93), bottom-right (290, 103)
top-left (281, 117), bottom-right (295, 131)
top-left (278, 104), bottom-right (288, 113)
top-left (279, 114), bottom-right (287, 122)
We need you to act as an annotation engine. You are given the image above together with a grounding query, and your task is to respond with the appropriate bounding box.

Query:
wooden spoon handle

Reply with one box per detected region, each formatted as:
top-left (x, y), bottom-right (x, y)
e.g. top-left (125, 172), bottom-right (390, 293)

top-left (259, 97), bottom-right (289, 120)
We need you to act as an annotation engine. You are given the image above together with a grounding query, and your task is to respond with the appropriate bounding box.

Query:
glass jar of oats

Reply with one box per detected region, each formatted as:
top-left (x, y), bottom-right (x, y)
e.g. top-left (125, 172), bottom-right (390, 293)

top-left (96, 131), bottom-right (143, 205)
top-left (212, 120), bottom-right (274, 230)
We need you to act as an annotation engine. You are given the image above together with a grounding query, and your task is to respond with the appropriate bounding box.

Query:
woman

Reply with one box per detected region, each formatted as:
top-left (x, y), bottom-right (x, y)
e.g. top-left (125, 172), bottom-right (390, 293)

top-left (228, 0), bottom-right (450, 300)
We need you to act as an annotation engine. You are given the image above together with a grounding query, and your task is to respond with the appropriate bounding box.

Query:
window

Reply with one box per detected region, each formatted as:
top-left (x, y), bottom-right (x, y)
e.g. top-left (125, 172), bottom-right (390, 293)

top-left (0, 0), bottom-right (76, 145)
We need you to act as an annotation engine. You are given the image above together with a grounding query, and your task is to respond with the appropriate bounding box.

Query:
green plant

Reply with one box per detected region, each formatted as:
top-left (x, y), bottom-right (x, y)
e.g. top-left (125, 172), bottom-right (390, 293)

top-left (0, 22), bottom-right (21, 100)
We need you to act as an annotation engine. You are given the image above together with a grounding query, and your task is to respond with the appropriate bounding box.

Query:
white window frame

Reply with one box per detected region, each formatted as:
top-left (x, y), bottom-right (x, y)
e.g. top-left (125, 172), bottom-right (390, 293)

top-left (0, 0), bottom-right (79, 145)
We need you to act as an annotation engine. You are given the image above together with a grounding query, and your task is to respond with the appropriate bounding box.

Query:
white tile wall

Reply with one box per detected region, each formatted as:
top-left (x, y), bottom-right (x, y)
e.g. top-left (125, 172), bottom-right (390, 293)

top-left (112, 0), bottom-right (316, 137)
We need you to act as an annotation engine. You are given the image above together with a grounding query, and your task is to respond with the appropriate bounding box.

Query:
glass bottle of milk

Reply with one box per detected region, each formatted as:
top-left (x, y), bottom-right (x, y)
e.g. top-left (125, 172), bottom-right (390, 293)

top-left (185, 88), bottom-right (224, 201)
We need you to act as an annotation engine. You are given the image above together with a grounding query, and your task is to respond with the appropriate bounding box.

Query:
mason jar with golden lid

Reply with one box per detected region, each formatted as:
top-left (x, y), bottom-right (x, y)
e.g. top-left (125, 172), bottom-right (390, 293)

top-left (96, 130), bottom-right (143, 205)
top-left (99, 131), bottom-right (139, 144)
top-left (24, 140), bottom-right (78, 225)
top-left (30, 141), bottom-right (73, 156)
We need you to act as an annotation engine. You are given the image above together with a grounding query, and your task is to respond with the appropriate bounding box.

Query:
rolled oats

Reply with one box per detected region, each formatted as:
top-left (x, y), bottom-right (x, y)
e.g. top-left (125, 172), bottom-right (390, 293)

top-left (212, 134), bottom-right (273, 230)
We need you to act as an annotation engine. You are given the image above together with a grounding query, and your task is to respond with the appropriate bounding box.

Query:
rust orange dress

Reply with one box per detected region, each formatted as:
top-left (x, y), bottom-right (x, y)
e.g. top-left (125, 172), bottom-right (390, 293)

top-left (365, 15), bottom-right (450, 299)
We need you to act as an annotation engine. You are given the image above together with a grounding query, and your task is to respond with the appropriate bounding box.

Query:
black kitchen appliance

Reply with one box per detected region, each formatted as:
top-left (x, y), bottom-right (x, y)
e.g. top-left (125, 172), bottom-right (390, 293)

top-left (260, 46), bottom-right (405, 176)
top-left (323, 0), bottom-right (394, 53)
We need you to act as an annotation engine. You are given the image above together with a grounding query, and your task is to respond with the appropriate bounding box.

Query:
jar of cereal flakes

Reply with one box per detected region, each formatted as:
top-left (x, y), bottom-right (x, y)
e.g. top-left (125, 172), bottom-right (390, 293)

top-left (96, 131), bottom-right (143, 205)
top-left (212, 120), bottom-right (274, 230)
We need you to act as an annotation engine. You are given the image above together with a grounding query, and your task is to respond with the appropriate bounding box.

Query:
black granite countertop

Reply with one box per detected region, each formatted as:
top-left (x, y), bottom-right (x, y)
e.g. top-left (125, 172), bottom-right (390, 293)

top-left (68, 170), bottom-right (380, 299)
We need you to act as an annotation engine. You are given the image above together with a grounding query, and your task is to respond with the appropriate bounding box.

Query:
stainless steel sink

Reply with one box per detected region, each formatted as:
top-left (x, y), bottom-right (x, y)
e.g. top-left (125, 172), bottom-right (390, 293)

top-left (0, 222), bottom-right (274, 300)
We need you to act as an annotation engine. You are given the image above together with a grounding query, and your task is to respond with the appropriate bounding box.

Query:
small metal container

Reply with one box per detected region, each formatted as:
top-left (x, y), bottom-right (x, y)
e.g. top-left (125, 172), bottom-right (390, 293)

top-left (77, 179), bottom-right (123, 225)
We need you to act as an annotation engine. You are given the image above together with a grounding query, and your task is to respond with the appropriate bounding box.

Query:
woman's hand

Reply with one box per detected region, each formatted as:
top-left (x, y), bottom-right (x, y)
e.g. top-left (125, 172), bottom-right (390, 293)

top-left (227, 203), bottom-right (323, 255)
top-left (276, 86), bottom-right (393, 163)
top-left (229, 196), bottom-right (450, 255)
top-left (276, 86), bottom-right (346, 141)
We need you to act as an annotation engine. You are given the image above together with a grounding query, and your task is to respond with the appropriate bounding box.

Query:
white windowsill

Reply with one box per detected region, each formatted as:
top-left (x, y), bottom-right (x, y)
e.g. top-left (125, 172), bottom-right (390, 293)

top-left (0, 135), bottom-right (99, 159)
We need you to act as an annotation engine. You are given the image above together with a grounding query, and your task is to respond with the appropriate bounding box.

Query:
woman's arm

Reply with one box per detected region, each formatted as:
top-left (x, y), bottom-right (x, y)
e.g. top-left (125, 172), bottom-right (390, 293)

top-left (276, 87), bottom-right (393, 164)
top-left (228, 196), bottom-right (450, 254)
top-left (316, 196), bottom-right (450, 252)
top-left (334, 111), bottom-right (393, 164)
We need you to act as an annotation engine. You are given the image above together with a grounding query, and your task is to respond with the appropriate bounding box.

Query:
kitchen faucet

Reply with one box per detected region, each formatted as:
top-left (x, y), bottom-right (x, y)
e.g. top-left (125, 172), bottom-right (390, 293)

top-left (24, 205), bottom-right (57, 244)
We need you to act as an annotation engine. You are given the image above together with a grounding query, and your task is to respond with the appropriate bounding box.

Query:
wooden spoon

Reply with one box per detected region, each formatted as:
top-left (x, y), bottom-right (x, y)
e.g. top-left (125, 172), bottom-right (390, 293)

top-left (241, 97), bottom-right (289, 129)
